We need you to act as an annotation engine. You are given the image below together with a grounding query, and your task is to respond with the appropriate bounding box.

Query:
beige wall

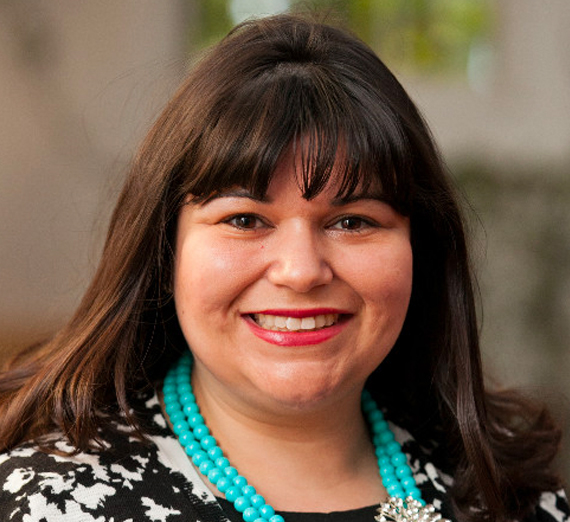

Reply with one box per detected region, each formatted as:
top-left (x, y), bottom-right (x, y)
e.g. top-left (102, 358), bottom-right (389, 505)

top-left (0, 1), bottom-right (188, 351)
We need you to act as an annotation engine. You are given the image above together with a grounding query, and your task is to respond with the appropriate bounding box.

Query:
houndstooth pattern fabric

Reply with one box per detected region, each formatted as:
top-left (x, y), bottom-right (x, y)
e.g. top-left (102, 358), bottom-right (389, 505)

top-left (0, 390), bottom-right (568, 522)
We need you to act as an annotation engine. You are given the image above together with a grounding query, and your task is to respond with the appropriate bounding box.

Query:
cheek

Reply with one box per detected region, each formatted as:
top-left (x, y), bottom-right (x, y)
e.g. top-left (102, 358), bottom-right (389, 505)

top-left (349, 242), bottom-right (413, 307)
top-left (174, 237), bottom-right (261, 315)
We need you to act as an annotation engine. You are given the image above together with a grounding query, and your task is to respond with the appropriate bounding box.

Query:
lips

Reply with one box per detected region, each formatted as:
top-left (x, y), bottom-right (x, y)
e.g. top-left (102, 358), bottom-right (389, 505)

top-left (243, 309), bottom-right (351, 346)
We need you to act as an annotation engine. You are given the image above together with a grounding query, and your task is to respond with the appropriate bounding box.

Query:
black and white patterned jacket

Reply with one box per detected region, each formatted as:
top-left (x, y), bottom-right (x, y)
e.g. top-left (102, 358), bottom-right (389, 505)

top-left (0, 391), bottom-right (568, 522)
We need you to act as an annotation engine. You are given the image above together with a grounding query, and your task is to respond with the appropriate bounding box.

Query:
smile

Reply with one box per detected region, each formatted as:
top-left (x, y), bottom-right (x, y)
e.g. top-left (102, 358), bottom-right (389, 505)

top-left (251, 313), bottom-right (339, 332)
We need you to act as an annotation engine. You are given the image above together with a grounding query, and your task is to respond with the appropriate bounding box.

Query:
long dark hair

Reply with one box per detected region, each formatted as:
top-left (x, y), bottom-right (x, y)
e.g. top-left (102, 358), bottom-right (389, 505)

top-left (0, 14), bottom-right (561, 521)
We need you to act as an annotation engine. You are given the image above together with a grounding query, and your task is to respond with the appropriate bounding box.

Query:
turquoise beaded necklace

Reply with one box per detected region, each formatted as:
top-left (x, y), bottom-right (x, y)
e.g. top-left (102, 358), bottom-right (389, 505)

top-left (162, 353), bottom-right (448, 522)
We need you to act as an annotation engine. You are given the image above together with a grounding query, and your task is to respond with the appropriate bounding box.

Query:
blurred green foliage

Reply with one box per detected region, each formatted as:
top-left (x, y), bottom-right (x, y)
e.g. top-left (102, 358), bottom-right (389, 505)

top-left (193, 0), bottom-right (493, 76)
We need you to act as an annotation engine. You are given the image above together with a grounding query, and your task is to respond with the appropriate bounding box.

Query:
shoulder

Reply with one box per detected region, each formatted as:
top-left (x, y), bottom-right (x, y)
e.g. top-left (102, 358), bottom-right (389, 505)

top-left (0, 391), bottom-right (226, 521)
top-left (390, 421), bottom-right (570, 522)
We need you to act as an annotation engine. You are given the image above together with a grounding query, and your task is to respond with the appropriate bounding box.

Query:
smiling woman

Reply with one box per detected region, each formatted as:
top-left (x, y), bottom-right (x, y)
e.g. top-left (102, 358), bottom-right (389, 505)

top-left (0, 13), bottom-right (568, 522)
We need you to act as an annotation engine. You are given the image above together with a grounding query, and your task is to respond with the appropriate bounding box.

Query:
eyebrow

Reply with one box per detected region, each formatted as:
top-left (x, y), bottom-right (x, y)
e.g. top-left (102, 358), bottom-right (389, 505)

top-left (331, 193), bottom-right (387, 206)
top-left (202, 189), bottom-right (272, 204)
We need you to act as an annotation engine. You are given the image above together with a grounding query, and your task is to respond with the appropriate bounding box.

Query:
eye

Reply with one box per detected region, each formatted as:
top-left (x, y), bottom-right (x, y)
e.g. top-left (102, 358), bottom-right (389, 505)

top-left (224, 214), bottom-right (266, 230)
top-left (330, 216), bottom-right (377, 231)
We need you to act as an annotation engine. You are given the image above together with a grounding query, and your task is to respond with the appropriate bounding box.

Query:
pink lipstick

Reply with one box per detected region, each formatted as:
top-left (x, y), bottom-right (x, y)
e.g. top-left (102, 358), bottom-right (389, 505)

top-left (243, 309), bottom-right (351, 346)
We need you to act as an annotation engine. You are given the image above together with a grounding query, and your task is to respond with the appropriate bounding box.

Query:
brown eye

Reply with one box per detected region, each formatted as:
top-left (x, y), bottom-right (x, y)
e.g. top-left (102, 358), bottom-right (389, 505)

top-left (329, 215), bottom-right (378, 232)
top-left (340, 217), bottom-right (363, 230)
top-left (226, 214), bottom-right (264, 230)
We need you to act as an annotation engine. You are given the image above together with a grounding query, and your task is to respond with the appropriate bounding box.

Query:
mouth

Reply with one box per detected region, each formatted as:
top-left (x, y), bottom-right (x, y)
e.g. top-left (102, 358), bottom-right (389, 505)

top-left (250, 313), bottom-right (340, 332)
top-left (243, 309), bottom-right (351, 346)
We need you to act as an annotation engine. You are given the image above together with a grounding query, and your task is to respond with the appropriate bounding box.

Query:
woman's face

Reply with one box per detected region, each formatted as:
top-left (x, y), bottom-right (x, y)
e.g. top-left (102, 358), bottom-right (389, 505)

top-left (173, 154), bottom-right (413, 414)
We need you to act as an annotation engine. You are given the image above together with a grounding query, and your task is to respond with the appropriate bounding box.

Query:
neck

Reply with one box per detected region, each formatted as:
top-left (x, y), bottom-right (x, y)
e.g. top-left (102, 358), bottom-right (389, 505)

top-left (189, 366), bottom-right (387, 512)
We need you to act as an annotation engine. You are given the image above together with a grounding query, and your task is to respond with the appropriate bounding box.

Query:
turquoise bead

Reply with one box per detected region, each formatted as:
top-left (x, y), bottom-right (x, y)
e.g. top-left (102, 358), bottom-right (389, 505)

top-left (400, 476), bottom-right (416, 489)
top-left (165, 403), bottom-right (181, 416)
top-left (390, 452), bottom-right (407, 466)
top-left (406, 486), bottom-right (422, 500)
top-left (250, 494), bottom-right (266, 508)
top-left (387, 485), bottom-right (405, 499)
top-left (372, 420), bottom-right (389, 433)
top-left (233, 475), bottom-right (248, 489)
top-left (225, 486), bottom-right (241, 502)
top-left (184, 403), bottom-right (200, 415)
top-left (259, 504), bottom-right (275, 519)
top-left (387, 482), bottom-right (402, 494)
top-left (215, 457), bottom-right (230, 469)
top-left (382, 474), bottom-right (399, 487)
top-left (377, 455), bottom-right (391, 467)
top-left (168, 411), bottom-right (185, 423)
top-left (207, 446), bottom-right (223, 460)
top-left (200, 435), bottom-right (217, 450)
top-left (188, 414), bottom-right (205, 427)
top-left (199, 460), bottom-right (216, 474)
top-left (380, 464), bottom-right (395, 477)
top-left (243, 507), bottom-right (260, 522)
top-left (180, 393), bottom-right (195, 405)
top-left (395, 464), bottom-right (413, 478)
top-left (184, 441), bottom-right (201, 456)
top-left (378, 431), bottom-right (394, 444)
top-left (241, 485), bottom-right (256, 497)
top-left (216, 477), bottom-right (231, 493)
top-left (191, 450), bottom-right (208, 466)
top-left (162, 383), bottom-right (176, 394)
top-left (269, 515), bottom-right (285, 522)
top-left (173, 421), bottom-right (190, 435)
top-left (385, 441), bottom-right (401, 455)
top-left (163, 393), bottom-right (179, 405)
top-left (179, 431), bottom-right (194, 446)
top-left (368, 409), bottom-right (383, 423)
top-left (234, 496), bottom-right (251, 512)
top-left (224, 466), bottom-right (239, 479)
top-left (207, 468), bottom-right (223, 484)
top-left (375, 446), bottom-right (387, 458)
top-left (194, 424), bottom-right (210, 440)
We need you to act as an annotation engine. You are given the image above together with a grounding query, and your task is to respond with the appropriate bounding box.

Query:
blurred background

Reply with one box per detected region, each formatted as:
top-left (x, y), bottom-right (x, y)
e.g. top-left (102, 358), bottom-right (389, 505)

top-left (0, 0), bottom-right (568, 483)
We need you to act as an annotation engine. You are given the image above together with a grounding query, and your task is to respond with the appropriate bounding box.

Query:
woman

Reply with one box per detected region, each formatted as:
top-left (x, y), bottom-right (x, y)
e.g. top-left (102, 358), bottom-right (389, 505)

top-left (0, 14), bottom-right (567, 522)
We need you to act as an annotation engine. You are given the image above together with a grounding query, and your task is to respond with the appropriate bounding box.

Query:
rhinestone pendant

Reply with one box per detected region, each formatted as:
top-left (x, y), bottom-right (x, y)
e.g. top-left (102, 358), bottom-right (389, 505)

top-left (375, 497), bottom-right (450, 522)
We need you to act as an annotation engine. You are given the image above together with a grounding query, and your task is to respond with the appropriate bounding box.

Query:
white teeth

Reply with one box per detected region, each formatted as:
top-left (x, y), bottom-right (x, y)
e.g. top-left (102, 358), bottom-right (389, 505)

top-left (300, 317), bottom-right (316, 330)
top-left (252, 313), bottom-right (340, 332)
top-left (285, 317), bottom-right (302, 330)
top-left (261, 315), bottom-right (274, 328)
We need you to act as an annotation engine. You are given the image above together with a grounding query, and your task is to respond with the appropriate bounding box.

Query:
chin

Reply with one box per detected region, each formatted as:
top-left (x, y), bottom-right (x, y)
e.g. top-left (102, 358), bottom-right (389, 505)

top-left (252, 371), bottom-right (349, 413)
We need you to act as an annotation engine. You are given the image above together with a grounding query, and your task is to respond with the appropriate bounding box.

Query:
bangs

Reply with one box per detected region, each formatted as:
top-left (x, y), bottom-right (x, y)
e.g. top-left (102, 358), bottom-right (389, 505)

top-left (180, 59), bottom-right (415, 214)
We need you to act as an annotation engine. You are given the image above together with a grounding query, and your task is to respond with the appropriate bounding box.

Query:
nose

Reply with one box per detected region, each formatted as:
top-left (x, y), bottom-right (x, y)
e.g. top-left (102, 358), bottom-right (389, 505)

top-left (266, 222), bottom-right (333, 293)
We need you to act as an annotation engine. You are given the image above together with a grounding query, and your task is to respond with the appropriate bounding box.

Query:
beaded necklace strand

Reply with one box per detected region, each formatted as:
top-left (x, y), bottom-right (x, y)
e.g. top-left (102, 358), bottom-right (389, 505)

top-left (162, 353), bottom-right (448, 522)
